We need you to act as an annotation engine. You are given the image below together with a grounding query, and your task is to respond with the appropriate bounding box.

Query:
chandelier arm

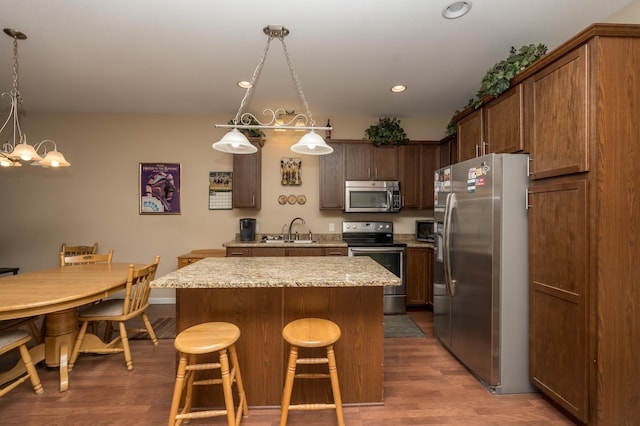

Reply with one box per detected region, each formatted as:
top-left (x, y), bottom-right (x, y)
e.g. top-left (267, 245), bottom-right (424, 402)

top-left (232, 36), bottom-right (273, 125)
top-left (280, 37), bottom-right (315, 127)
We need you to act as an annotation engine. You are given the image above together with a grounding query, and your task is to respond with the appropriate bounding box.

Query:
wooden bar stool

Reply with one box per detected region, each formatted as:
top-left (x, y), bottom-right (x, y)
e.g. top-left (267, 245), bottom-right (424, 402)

top-left (280, 318), bottom-right (344, 426)
top-left (168, 322), bottom-right (248, 426)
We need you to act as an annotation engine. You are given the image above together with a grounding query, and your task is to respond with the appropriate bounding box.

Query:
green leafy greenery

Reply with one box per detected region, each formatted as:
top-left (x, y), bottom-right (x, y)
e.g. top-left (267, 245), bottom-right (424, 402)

top-left (227, 117), bottom-right (266, 139)
top-left (446, 44), bottom-right (547, 136)
top-left (365, 117), bottom-right (410, 147)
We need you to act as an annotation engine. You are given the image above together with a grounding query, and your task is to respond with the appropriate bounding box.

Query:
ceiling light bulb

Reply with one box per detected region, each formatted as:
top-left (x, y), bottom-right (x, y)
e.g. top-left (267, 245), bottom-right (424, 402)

top-left (237, 81), bottom-right (252, 89)
top-left (390, 85), bottom-right (407, 93)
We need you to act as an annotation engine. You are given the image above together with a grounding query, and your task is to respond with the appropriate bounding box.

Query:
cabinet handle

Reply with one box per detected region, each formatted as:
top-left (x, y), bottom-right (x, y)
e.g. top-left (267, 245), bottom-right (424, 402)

top-left (482, 141), bottom-right (488, 155)
top-left (475, 144), bottom-right (480, 157)
top-left (229, 251), bottom-right (245, 256)
top-left (525, 189), bottom-right (531, 210)
top-left (326, 250), bottom-right (345, 256)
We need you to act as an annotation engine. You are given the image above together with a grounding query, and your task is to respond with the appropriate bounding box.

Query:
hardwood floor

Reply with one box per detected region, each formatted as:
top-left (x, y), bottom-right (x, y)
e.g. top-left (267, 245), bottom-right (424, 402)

top-left (0, 305), bottom-right (574, 425)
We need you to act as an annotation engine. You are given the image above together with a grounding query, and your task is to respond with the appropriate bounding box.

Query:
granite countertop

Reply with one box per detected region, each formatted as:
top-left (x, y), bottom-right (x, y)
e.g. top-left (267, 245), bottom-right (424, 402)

top-left (151, 256), bottom-right (401, 289)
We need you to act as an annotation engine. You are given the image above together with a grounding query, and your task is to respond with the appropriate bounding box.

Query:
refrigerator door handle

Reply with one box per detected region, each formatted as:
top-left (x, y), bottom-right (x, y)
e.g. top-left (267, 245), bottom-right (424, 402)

top-left (443, 192), bottom-right (457, 297)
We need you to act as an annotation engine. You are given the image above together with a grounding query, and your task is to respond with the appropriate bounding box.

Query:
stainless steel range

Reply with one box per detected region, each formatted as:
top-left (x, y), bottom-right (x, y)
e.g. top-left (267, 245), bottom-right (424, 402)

top-left (342, 221), bottom-right (406, 314)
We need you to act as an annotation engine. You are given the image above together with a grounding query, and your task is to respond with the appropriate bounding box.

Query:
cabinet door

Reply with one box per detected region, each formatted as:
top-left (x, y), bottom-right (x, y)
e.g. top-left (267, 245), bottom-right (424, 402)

top-left (232, 142), bottom-right (262, 209)
top-left (484, 84), bottom-right (525, 154)
top-left (345, 143), bottom-right (373, 180)
top-left (319, 143), bottom-right (345, 209)
top-left (439, 135), bottom-right (456, 168)
top-left (345, 143), bottom-right (398, 180)
top-left (251, 247), bottom-right (287, 257)
top-left (371, 146), bottom-right (398, 180)
top-left (398, 145), bottom-right (421, 208)
top-left (457, 109), bottom-right (482, 162)
top-left (419, 146), bottom-right (437, 209)
top-left (528, 179), bottom-right (589, 422)
top-left (288, 248), bottom-right (323, 256)
top-left (405, 247), bottom-right (428, 305)
top-left (525, 45), bottom-right (589, 179)
top-left (399, 144), bottom-right (437, 210)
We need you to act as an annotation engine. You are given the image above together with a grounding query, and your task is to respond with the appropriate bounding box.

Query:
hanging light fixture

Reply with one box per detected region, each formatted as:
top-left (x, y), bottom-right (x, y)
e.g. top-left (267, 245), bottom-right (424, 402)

top-left (213, 25), bottom-right (333, 155)
top-left (0, 28), bottom-right (70, 168)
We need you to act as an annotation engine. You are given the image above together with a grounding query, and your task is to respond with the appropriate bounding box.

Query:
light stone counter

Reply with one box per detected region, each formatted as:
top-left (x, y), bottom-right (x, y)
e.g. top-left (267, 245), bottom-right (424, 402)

top-left (151, 256), bottom-right (401, 289)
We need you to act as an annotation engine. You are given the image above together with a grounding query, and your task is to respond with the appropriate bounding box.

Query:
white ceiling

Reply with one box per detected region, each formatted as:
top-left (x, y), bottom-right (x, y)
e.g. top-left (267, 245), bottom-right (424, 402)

top-left (0, 0), bottom-right (632, 123)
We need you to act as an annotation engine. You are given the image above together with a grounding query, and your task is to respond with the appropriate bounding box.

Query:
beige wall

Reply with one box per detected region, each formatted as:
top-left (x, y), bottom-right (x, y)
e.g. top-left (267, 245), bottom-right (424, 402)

top-left (607, 0), bottom-right (640, 22)
top-left (0, 113), bottom-right (446, 301)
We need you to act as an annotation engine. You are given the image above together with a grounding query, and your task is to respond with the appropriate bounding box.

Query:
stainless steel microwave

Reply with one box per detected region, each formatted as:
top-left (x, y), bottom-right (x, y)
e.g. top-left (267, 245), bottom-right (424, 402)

top-left (344, 180), bottom-right (401, 213)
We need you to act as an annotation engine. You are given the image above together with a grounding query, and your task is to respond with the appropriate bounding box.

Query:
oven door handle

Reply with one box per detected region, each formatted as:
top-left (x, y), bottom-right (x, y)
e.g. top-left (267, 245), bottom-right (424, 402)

top-left (348, 247), bottom-right (405, 254)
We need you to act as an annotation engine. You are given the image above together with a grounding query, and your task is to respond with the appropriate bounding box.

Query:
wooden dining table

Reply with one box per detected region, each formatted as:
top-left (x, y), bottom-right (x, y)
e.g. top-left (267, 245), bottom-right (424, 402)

top-left (0, 263), bottom-right (139, 392)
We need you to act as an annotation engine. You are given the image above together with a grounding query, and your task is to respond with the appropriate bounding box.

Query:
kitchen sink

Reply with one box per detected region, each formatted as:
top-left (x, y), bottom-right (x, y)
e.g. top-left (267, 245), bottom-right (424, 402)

top-left (292, 240), bottom-right (317, 244)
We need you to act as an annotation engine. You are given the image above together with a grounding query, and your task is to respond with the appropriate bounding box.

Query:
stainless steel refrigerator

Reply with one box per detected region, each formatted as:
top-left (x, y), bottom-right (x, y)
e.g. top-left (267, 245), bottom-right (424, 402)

top-left (433, 153), bottom-right (535, 394)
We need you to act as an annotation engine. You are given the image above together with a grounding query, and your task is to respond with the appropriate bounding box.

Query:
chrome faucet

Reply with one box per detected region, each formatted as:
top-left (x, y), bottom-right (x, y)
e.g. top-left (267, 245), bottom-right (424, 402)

top-left (288, 217), bottom-right (305, 241)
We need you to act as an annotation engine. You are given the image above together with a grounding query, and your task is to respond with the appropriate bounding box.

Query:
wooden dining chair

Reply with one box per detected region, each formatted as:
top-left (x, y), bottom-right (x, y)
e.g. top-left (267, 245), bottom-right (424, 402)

top-left (60, 242), bottom-right (98, 257)
top-left (68, 255), bottom-right (161, 371)
top-left (0, 269), bottom-right (43, 344)
top-left (0, 329), bottom-right (44, 397)
top-left (60, 249), bottom-right (113, 267)
top-left (60, 249), bottom-right (114, 338)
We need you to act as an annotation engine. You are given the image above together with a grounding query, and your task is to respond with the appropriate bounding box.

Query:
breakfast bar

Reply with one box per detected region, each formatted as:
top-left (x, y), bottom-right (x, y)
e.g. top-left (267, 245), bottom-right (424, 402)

top-left (150, 256), bottom-right (401, 407)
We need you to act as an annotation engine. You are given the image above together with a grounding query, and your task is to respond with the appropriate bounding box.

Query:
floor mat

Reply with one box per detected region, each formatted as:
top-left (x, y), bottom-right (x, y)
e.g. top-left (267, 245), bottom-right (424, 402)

top-left (383, 315), bottom-right (426, 338)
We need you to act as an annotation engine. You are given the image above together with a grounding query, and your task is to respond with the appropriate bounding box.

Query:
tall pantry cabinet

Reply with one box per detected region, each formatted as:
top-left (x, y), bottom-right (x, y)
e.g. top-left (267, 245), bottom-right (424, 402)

top-left (523, 24), bottom-right (640, 425)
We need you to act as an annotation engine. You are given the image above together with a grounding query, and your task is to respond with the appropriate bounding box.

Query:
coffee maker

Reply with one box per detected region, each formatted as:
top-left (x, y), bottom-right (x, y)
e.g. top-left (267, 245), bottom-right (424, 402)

top-left (239, 218), bottom-right (256, 241)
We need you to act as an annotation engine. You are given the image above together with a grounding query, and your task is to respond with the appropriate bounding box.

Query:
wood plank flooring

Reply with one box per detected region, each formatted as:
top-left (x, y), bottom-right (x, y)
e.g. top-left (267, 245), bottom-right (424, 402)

top-left (0, 305), bottom-right (574, 425)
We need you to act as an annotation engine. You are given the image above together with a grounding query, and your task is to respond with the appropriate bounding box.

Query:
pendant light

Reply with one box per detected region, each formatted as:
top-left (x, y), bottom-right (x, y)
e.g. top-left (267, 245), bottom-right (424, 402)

top-left (213, 25), bottom-right (333, 155)
top-left (0, 28), bottom-right (70, 168)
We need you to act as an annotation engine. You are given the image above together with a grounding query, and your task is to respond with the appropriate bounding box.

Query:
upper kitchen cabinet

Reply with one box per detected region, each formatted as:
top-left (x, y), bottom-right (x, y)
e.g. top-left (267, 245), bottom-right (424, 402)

top-left (456, 108), bottom-right (482, 162)
top-left (455, 84), bottom-right (525, 163)
top-left (520, 24), bottom-right (640, 425)
top-left (233, 141), bottom-right (261, 209)
top-left (345, 142), bottom-right (398, 180)
top-left (399, 142), bottom-right (438, 209)
top-left (524, 45), bottom-right (588, 180)
top-left (319, 142), bottom-right (345, 209)
top-left (438, 134), bottom-right (457, 168)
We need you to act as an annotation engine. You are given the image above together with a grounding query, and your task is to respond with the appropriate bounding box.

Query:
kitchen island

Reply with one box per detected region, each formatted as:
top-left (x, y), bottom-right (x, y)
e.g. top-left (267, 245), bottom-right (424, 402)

top-left (151, 256), bottom-right (401, 407)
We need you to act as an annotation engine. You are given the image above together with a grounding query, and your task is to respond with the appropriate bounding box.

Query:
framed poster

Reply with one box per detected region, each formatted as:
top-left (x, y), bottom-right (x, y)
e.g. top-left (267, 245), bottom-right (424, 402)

top-left (139, 163), bottom-right (181, 214)
top-left (209, 171), bottom-right (233, 210)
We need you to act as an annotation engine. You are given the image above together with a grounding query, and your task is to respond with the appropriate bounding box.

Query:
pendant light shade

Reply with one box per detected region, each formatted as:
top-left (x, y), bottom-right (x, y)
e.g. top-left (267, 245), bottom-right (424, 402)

top-left (212, 128), bottom-right (258, 154)
top-left (8, 141), bottom-right (43, 162)
top-left (38, 149), bottom-right (71, 167)
top-left (290, 130), bottom-right (334, 155)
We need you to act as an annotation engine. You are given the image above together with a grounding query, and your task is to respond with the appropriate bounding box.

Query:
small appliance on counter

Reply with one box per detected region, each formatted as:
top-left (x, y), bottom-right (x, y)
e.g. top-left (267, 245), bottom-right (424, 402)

top-left (415, 219), bottom-right (435, 243)
top-left (239, 218), bottom-right (256, 241)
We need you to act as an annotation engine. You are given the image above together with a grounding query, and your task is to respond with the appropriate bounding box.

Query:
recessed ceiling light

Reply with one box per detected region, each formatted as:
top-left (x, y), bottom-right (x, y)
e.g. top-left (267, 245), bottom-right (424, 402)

top-left (442, 1), bottom-right (472, 19)
top-left (390, 85), bottom-right (407, 93)
top-left (237, 80), bottom-right (252, 89)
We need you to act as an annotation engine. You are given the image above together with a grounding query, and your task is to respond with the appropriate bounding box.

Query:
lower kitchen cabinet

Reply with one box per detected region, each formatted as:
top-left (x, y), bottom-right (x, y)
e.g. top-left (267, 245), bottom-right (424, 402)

top-left (405, 247), bottom-right (433, 306)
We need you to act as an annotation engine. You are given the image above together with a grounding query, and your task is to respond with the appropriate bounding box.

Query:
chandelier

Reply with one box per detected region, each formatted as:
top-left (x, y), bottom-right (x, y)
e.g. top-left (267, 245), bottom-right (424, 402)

top-left (212, 25), bottom-right (333, 155)
top-left (0, 28), bottom-right (70, 168)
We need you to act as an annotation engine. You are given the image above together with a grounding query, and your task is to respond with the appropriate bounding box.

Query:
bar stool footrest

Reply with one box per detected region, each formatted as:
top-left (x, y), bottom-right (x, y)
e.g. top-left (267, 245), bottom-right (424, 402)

top-left (288, 403), bottom-right (337, 411)
top-left (294, 373), bottom-right (330, 379)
